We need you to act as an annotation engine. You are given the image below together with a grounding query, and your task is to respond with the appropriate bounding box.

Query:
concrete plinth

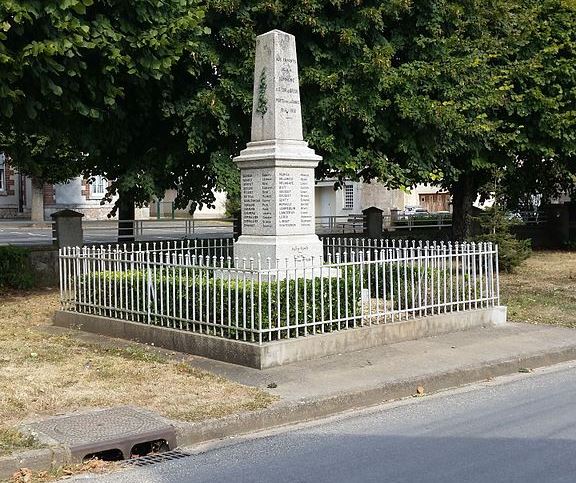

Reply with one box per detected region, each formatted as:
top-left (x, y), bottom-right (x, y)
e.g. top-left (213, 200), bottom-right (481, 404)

top-left (234, 234), bottom-right (323, 267)
top-left (54, 307), bottom-right (507, 370)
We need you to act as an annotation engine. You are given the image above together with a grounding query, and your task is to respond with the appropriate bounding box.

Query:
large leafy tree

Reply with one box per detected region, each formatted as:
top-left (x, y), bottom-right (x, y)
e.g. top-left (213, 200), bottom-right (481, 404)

top-left (2, 0), bottom-right (574, 240)
top-left (386, 0), bottom-right (576, 237)
top-left (0, 0), bottom-right (210, 226)
top-left (179, 0), bottom-right (576, 239)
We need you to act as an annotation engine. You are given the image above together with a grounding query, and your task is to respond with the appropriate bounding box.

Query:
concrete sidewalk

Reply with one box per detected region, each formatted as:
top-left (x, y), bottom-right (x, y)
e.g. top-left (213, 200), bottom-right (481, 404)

top-left (175, 322), bottom-right (576, 444)
top-left (4, 321), bottom-right (576, 479)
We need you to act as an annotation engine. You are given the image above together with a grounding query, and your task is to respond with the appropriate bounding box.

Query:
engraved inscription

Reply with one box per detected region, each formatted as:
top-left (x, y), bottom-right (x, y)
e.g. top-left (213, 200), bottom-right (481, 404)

top-left (275, 53), bottom-right (300, 121)
top-left (278, 172), bottom-right (297, 228)
top-left (300, 172), bottom-right (313, 227)
top-left (242, 172), bottom-right (258, 228)
top-left (261, 171), bottom-right (274, 229)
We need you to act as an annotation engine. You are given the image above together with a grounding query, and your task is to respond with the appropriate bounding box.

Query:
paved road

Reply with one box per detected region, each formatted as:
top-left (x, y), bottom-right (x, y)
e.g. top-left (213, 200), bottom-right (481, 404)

top-left (0, 223), bottom-right (54, 245)
top-left (71, 363), bottom-right (576, 483)
top-left (0, 221), bottom-right (233, 245)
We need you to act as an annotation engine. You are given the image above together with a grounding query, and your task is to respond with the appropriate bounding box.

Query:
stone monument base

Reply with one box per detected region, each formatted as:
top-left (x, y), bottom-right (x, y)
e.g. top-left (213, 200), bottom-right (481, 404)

top-left (234, 234), bottom-right (323, 268)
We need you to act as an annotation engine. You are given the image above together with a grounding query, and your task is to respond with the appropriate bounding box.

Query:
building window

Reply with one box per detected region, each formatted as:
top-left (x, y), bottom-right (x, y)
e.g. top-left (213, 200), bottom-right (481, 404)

top-left (90, 175), bottom-right (107, 198)
top-left (344, 184), bottom-right (354, 210)
top-left (0, 153), bottom-right (5, 192)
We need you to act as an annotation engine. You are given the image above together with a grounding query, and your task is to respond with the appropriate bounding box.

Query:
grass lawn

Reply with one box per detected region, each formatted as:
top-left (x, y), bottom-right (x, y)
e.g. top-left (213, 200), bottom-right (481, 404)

top-left (500, 251), bottom-right (576, 327)
top-left (0, 250), bottom-right (572, 463)
top-left (0, 289), bottom-right (275, 458)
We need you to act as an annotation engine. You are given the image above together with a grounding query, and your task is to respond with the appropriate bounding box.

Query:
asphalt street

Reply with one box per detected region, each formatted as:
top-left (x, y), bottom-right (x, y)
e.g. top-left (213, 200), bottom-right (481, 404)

top-left (0, 221), bottom-right (233, 245)
top-left (71, 363), bottom-right (576, 483)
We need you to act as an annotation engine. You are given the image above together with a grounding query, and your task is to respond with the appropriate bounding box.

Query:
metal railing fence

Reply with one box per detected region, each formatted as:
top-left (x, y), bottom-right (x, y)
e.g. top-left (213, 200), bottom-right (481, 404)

top-left (59, 238), bottom-right (499, 344)
top-left (84, 218), bottom-right (235, 243)
top-left (316, 215), bottom-right (364, 234)
top-left (388, 213), bottom-right (452, 230)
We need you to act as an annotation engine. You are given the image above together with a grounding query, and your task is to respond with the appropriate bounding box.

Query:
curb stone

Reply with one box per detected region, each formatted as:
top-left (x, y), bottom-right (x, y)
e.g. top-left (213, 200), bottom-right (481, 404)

top-left (0, 447), bottom-right (69, 482)
top-left (173, 345), bottom-right (576, 446)
top-left (2, 345), bottom-right (576, 480)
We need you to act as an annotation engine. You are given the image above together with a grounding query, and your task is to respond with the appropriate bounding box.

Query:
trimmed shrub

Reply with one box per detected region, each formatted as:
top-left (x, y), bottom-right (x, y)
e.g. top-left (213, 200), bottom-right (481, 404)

top-left (81, 268), bottom-right (362, 341)
top-left (473, 206), bottom-right (531, 272)
top-left (0, 246), bottom-right (35, 289)
top-left (80, 260), bottom-right (484, 339)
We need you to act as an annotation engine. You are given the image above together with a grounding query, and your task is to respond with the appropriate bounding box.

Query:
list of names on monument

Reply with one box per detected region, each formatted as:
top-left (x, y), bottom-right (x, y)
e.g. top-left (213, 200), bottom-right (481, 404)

top-left (261, 170), bottom-right (274, 229)
top-left (299, 172), bottom-right (313, 228)
top-left (278, 172), bottom-right (296, 228)
top-left (241, 172), bottom-right (258, 228)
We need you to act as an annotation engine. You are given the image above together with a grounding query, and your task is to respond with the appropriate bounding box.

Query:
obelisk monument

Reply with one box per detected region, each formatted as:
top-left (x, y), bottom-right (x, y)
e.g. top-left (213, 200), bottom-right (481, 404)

top-left (234, 30), bottom-right (323, 267)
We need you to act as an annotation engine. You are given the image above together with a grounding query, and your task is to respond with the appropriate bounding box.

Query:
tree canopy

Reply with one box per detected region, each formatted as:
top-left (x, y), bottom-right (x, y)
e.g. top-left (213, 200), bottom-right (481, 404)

top-left (194, 0), bottom-right (576, 238)
top-left (0, 0), bottom-right (212, 215)
top-left (1, 0), bottom-right (574, 238)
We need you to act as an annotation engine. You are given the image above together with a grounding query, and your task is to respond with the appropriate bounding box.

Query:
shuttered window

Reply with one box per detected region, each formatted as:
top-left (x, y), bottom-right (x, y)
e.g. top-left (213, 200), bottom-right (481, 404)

top-left (344, 184), bottom-right (354, 210)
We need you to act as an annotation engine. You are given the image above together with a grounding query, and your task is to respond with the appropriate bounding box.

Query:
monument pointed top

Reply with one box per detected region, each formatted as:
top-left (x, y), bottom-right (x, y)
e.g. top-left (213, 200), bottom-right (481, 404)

top-left (257, 29), bottom-right (291, 37)
top-left (250, 29), bottom-right (303, 142)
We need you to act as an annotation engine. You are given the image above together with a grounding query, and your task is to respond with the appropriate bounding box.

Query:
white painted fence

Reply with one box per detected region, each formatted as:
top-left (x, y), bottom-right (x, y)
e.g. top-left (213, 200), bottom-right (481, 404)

top-left (59, 238), bottom-right (499, 344)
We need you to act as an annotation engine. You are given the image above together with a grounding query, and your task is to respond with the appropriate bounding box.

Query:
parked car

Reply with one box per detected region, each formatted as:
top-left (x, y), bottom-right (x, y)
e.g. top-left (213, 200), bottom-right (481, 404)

top-left (402, 206), bottom-right (429, 217)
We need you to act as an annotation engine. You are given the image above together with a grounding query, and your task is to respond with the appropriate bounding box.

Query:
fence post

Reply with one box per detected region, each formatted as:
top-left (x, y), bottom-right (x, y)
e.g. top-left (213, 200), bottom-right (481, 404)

top-left (51, 209), bottom-right (84, 248)
top-left (362, 206), bottom-right (383, 239)
top-left (546, 203), bottom-right (570, 247)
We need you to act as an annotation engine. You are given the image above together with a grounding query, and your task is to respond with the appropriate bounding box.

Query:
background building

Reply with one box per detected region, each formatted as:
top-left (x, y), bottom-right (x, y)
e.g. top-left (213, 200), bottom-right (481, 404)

top-left (315, 180), bottom-right (451, 219)
top-left (0, 155), bottom-right (149, 220)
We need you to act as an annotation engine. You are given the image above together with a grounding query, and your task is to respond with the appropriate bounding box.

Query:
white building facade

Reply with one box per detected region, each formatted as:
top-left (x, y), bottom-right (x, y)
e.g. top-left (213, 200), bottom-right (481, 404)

top-left (0, 155), bottom-right (149, 220)
top-left (314, 180), bottom-right (451, 219)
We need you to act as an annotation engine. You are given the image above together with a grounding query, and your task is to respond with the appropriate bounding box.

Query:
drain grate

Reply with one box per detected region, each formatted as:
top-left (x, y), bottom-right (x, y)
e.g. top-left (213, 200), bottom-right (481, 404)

top-left (122, 449), bottom-right (193, 467)
top-left (24, 406), bottom-right (177, 463)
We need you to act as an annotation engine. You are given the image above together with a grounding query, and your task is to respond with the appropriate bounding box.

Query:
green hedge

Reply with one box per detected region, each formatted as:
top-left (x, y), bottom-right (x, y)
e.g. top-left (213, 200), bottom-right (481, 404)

top-left (361, 261), bottom-right (485, 312)
top-left (80, 260), bottom-right (484, 340)
top-left (81, 269), bottom-right (363, 340)
top-left (0, 246), bottom-right (35, 289)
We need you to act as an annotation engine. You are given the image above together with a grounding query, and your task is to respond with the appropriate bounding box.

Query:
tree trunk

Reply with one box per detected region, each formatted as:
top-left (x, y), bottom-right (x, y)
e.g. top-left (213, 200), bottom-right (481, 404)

top-left (118, 193), bottom-right (135, 244)
top-left (451, 173), bottom-right (477, 241)
top-left (30, 178), bottom-right (44, 223)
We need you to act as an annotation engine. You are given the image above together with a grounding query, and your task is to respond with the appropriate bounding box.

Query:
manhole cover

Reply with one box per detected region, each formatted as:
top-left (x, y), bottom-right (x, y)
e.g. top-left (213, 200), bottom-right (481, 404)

top-left (25, 406), bottom-right (177, 462)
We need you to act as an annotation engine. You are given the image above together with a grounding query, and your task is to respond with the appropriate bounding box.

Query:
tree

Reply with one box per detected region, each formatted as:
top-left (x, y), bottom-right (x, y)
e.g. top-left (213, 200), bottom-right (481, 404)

top-left (0, 0), bottom-right (211, 231)
top-left (2, 0), bottom-right (573, 240)
top-left (387, 0), bottom-right (576, 238)
top-left (180, 0), bottom-right (576, 239)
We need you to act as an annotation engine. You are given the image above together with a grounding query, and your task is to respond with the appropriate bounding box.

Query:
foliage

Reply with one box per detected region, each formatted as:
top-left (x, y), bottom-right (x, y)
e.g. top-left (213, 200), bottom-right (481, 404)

top-left (2, 0), bottom-right (575, 229)
top-left (362, 262), bottom-right (454, 311)
top-left (208, 151), bottom-right (241, 216)
top-left (473, 206), bottom-right (532, 272)
top-left (0, 246), bottom-right (34, 289)
top-left (0, 428), bottom-right (41, 457)
top-left (194, 0), bottom-right (576, 238)
top-left (83, 261), bottom-right (471, 335)
top-left (0, 0), bottom-right (212, 212)
top-left (83, 268), bottom-right (362, 340)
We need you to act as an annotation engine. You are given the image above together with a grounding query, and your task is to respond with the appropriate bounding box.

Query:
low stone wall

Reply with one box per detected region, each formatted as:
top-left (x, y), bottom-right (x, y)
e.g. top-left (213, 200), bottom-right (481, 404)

top-left (0, 208), bottom-right (21, 218)
top-left (54, 306), bottom-right (507, 369)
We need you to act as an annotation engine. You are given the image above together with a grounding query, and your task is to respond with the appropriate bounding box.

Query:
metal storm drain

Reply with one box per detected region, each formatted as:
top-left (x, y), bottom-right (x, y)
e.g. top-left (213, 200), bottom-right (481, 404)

top-left (121, 449), bottom-right (193, 468)
top-left (24, 406), bottom-right (177, 462)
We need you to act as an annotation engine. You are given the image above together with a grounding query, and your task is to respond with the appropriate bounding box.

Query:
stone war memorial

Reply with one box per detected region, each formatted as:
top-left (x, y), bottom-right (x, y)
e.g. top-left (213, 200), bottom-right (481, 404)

top-left (55, 30), bottom-right (506, 369)
top-left (233, 30), bottom-right (323, 267)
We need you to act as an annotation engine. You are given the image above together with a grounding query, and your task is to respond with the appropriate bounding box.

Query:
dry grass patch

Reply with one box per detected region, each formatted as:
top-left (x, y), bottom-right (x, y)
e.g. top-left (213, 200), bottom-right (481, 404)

top-left (500, 251), bottom-right (576, 327)
top-left (10, 459), bottom-right (116, 483)
top-left (0, 289), bottom-right (275, 456)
